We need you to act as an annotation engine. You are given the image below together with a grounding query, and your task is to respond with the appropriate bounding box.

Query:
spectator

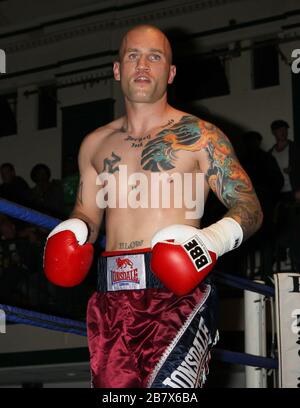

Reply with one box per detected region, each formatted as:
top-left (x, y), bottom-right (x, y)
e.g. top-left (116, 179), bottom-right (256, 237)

top-left (0, 217), bottom-right (40, 306)
top-left (242, 131), bottom-right (284, 218)
top-left (269, 120), bottom-right (296, 200)
top-left (269, 120), bottom-right (300, 271)
top-left (30, 163), bottom-right (64, 217)
top-left (0, 163), bottom-right (30, 205)
top-left (240, 131), bottom-right (284, 277)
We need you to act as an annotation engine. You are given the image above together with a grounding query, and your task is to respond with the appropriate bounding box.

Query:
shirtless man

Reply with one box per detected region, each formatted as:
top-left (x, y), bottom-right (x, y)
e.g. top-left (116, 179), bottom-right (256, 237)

top-left (44, 25), bottom-right (263, 388)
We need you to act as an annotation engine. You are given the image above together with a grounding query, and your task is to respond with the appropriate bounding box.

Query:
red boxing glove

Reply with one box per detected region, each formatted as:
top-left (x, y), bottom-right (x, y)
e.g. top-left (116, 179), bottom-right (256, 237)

top-left (151, 219), bottom-right (243, 296)
top-left (44, 219), bottom-right (94, 287)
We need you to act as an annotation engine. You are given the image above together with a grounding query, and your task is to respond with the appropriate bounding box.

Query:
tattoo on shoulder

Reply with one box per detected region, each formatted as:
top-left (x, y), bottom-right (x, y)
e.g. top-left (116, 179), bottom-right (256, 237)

top-left (140, 115), bottom-right (206, 172)
top-left (118, 240), bottom-right (144, 250)
top-left (102, 152), bottom-right (121, 173)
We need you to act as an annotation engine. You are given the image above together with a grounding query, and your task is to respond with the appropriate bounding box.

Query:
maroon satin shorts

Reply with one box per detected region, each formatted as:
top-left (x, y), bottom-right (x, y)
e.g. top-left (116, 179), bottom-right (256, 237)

top-left (87, 248), bottom-right (218, 388)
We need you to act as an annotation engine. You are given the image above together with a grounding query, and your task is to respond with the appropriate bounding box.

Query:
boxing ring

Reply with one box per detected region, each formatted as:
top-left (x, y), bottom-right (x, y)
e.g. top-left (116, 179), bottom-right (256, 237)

top-left (0, 198), bottom-right (280, 387)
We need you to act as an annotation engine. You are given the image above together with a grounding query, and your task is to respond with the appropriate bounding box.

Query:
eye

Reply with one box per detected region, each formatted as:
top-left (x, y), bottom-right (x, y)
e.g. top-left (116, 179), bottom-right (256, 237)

top-left (149, 54), bottom-right (161, 61)
top-left (128, 53), bottom-right (138, 60)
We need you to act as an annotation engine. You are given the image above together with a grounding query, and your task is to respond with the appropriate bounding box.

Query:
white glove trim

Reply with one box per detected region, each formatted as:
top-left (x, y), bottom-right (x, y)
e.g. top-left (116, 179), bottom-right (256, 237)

top-left (47, 218), bottom-right (88, 245)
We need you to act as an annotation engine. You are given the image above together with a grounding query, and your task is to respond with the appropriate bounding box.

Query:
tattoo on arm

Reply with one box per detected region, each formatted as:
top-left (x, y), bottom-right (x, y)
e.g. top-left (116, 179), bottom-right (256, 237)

top-left (204, 126), bottom-right (262, 240)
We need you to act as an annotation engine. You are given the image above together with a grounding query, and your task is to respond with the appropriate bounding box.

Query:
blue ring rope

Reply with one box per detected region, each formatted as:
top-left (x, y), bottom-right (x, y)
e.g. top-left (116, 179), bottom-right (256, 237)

top-left (0, 198), bottom-right (106, 247)
top-left (1, 302), bottom-right (277, 369)
top-left (0, 304), bottom-right (87, 336)
top-left (215, 271), bottom-right (275, 297)
top-left (213, 349), bottom-right (278, 369)
top-left (0, 198), bottom-right (61, 230)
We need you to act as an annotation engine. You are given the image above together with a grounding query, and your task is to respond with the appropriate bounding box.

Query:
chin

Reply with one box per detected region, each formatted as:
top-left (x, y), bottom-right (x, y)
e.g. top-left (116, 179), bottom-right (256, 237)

top-left (128, 94), bottom-right (153, 103)
top-left (129, 90), bottom-right (165, 104)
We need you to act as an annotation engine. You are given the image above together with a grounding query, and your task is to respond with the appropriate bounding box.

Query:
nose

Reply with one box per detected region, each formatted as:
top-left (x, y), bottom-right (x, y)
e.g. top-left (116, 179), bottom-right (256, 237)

top-left (136, 55), bottom-right (150, 71)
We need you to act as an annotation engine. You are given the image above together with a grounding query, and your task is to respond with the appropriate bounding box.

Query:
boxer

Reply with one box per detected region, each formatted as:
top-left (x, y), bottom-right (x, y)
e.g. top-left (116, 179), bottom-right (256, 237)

top-left (44, 24), bottom-right (263, 387)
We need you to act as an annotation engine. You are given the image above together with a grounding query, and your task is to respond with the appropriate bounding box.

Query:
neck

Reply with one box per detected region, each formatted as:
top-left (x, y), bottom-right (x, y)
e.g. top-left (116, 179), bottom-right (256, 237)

top-left (123, 96), bottom-right (173, 135)
top-left (275, 140), bottom-right (288, 151)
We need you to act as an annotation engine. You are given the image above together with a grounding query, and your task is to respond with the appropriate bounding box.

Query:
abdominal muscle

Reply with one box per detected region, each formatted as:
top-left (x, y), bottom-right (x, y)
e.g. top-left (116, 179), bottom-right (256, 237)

top-left (105, 206), bottom-right (203, 251)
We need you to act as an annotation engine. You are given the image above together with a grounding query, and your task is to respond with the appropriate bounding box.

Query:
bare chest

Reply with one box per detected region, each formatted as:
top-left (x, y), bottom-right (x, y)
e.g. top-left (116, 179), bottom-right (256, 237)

top-left (92, 131), bottom-right (198, 176)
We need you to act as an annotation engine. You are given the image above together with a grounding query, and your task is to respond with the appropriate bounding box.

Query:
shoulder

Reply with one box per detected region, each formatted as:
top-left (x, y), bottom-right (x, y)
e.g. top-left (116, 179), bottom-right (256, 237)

top-left (171, 110), bottom-right (218, 136)
top-left (168, 112), bottom-right (235, 158)
top-left (181, 114), bottom-right (227, 145)
top-left (79, 117), bottom-right (124, 153)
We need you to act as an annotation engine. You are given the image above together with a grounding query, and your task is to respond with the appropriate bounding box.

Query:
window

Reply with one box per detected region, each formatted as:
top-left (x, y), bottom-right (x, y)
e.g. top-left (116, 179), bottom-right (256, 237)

top-left (174, 55), bottom-right (230, 101)
top-left (38, 84), bottom-right (57, 129)
top-left (252, 43), bottom-right (279, 89)
top-left (0, 93), bottom-right (17, 137)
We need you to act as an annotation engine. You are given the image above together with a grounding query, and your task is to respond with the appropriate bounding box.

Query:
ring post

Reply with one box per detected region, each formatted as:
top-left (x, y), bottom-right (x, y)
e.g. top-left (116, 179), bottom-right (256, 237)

top-left (244, 284), bottom-right (267, 388)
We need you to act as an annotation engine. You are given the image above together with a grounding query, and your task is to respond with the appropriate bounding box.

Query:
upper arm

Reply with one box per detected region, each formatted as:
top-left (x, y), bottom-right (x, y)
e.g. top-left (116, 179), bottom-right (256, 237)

top-left (195, 121), bottom-right (256, 208)
top-left (72, 132), bottom-right (104, 231)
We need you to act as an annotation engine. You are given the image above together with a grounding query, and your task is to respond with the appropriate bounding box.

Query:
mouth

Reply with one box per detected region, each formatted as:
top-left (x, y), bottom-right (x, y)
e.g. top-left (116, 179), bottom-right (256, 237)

top-left (133, 75), bottom-right (151, 83)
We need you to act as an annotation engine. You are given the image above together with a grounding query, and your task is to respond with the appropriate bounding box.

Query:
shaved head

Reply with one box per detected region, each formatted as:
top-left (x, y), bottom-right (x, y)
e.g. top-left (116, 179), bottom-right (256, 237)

top-left (113, 24), bottom-right (176, 104)
top-left (118, 25), bottom-right (173, 64)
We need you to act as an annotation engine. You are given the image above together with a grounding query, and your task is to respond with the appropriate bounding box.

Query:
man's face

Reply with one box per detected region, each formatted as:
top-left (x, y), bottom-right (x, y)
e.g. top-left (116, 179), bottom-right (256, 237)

top-left (113, 28), bottom-right (176, 104)
top-left (35, 168), bottom-right (49, 184)
top-left (272, 126), bottom-right (288, 143)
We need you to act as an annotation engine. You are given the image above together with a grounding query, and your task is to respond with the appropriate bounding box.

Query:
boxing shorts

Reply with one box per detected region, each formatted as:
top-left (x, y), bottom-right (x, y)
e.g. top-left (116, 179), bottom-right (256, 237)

top-left (86, 248), bottom-right (219, 388)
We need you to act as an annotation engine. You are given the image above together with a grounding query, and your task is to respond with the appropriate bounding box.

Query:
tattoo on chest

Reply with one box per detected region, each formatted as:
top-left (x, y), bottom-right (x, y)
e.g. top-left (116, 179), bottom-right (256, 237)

top-left (118, 240), bottom-right (144, 250)
top-left (160, 119), bottom-right (175, 128)
top-left (124, 134), bottom-right (151, 148)
top-left (103, 152), bottom-right (121, 173)
top-left (122, 119), bottom-right (176, 149)
top-left (141, 116), bottom-right (205, 172)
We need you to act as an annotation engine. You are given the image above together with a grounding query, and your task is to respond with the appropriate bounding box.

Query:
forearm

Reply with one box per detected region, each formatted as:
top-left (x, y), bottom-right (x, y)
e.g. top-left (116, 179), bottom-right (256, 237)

top-left (69, 208), bottom-right (101, 243)
top-left (225, 196), bottom-right (263, 241)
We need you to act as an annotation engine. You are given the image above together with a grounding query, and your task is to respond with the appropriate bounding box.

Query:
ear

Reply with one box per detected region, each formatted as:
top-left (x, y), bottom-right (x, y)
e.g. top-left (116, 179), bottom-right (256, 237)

top-left (168, 65), bottom-right (176, 84)
top-left (113, 62), bottom-right (121, 81)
